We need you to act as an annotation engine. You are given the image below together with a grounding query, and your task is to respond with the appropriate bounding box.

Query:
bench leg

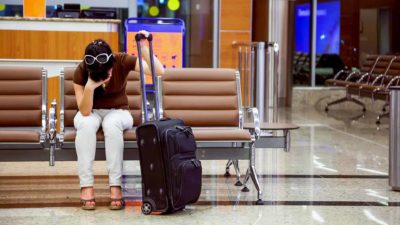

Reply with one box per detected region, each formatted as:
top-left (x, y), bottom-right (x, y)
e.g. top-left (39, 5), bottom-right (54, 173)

top-left (249, 166), bottom-right (263, 204)
top-left (241, 143), bottom-right (263, 204)
top-left (224, 160), bottom-right (233, 177)
top-left (284, 130), bottom-right (290, 152)
top-left (382, 102), bottom-right (389, 112)
top-left (241, 169), bottom-right (250, 192)
top-left (325, 96), bottom-right (348, 111)
top-left (325, 95), bottom-right (366, 112)
top-left (224, 160), bottom-right (242, 186)
top-left (376, 112), bottom-right (389, 124)
top-left (351, 97), bottom-right (366, 110)
top-left (232, 160), bottom-right (242, 186)
top-left (49, 143), bottom-right (56, 166)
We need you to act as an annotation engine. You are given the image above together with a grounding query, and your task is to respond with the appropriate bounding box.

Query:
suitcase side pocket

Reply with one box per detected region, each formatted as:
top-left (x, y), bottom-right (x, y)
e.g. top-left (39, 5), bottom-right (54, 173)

top-left (173, 159), bottom-right (202, 208)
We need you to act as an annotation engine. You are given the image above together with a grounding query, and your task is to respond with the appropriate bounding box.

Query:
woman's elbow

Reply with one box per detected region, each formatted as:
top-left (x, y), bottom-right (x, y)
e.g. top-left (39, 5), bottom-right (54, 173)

top-left (81, 112), bottom-right (91, 117)
top-left (79, 109), bottom-right (91, 117)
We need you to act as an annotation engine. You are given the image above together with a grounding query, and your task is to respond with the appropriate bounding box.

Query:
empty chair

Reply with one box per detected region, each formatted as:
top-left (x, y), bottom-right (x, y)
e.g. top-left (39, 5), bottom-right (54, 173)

top-left (0, 66), bottom-right (48, 162)
top-left (157, 68), bottom-right (264, 204)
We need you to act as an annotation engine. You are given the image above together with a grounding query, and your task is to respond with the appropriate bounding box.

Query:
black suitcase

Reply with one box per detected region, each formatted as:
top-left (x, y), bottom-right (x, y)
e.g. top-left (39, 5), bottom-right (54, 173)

top-left (134, 33), bottom-right (202, 215)
top-left (136, 119), bottom-right (202, 214)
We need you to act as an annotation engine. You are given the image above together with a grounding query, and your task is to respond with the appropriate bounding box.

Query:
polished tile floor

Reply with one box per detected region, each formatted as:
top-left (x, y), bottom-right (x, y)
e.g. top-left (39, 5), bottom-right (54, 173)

top-left (1, 102), bottom-right (399, 225)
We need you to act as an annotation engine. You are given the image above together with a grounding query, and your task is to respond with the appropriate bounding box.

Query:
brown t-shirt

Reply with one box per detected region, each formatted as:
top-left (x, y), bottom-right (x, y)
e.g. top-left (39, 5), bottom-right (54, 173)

top-left (73, 53), bottom-right (137, 110)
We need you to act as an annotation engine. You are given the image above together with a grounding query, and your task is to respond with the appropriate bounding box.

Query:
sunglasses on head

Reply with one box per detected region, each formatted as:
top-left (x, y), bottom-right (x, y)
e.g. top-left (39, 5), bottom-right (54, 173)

top-left (92, 40), bottom-right (103, 46)
top-left (84, 53), bottom-right (112, 65)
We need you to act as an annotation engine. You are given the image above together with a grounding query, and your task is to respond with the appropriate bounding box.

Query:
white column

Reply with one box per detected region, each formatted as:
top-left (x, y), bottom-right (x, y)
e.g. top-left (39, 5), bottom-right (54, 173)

top-left (268, 0), bottom-right (289, 103)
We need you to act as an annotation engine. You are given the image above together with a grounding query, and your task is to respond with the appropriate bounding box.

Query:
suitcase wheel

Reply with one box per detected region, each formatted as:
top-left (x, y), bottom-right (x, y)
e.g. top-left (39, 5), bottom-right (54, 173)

top-left (141, 202), bottom-right (153, 215)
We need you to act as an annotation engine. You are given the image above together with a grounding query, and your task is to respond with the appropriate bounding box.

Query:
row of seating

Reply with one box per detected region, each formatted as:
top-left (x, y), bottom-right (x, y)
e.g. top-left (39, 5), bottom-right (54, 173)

top-left (0, 66), bottom-right (270, 204)
top-left (325, 55), bottom-right (400, 124)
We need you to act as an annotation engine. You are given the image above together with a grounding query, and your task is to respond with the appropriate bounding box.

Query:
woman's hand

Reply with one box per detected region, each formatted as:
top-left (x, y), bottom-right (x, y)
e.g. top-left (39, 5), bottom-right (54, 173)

top-left (85, 74), bottom-right (112, 90)
top-left (138, 30), bottom-right (150, 47)
top-left (138, 30), bottom-right (150, 38)
top-left (135, 30), bottom-right (165, 75)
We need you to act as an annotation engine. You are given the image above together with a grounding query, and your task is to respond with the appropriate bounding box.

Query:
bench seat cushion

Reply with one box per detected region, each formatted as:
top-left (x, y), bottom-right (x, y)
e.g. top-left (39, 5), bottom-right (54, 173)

top-left (0, 130), bottom-right (41, 142)
top-left (63, 128), bottom-right (136, 142)
top-left (192, 128), bottom-right (251, 141)
top-left (325, 79), bottom-right (352, 87)
top-left (63, 127), bottom-right (251, 142)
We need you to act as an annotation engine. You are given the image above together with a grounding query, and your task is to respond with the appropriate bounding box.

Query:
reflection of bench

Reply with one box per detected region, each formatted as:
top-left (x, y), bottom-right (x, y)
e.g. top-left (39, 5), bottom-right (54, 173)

top-left (0, 66), bottom-right (49, 162)
top-left (157, 68), bottom-right (266, 204)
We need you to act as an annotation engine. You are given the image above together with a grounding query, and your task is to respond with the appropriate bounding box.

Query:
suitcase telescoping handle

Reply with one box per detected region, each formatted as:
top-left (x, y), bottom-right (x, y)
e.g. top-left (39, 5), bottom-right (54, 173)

top-left (135, 33), bottom-right (160, 122)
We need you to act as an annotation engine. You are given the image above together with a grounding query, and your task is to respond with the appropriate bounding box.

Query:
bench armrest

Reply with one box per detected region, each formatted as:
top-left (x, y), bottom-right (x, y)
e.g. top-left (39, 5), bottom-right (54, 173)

top-left (356, 73), bottom-right (375, 84)
top-left (333, 69), bottom-right (348, 80)
top-left (345, 71), bottom-right (363, 81)
top-left (243, 107), bottom-right (260, 139)
top-left (386, 76), bottom-right (400, 89)
top-left (371, 74), bottom-right (386, 86)
top-left (48, 99), bottom-right (57, 166)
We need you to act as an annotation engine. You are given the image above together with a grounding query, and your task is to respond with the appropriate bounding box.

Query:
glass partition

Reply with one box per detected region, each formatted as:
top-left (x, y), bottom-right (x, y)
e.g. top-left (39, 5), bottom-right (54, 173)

top-left (291, 0), bottom-right (400, 87)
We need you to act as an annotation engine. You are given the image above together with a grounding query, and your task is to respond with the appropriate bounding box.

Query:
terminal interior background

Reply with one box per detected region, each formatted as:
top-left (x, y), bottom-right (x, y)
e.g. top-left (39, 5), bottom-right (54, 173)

top-left (1, 0), bottom-right (400, 224)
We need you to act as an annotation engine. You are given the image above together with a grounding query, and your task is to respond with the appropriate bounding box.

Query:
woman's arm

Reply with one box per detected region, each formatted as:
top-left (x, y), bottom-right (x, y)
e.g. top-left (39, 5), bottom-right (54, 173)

top-left (133, 30), bottom-right (165, 75)
top-left (74, 76), bottom-right (111, 116)
top-left (136, 45), bottom-right (165, 75)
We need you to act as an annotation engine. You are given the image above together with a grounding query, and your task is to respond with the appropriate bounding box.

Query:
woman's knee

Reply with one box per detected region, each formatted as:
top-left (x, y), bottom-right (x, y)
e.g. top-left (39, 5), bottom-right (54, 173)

top-left (102, 111), bottom-right (133, 133)
top-left (102, 119), bottom-right (123, 134)
top-left (74, 113), bottom-right (101, 131)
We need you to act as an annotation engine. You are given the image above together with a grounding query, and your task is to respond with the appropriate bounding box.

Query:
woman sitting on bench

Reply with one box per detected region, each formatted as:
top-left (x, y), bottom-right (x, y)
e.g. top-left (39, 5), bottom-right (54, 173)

top-left (73, 31), bottom-right (164, 210)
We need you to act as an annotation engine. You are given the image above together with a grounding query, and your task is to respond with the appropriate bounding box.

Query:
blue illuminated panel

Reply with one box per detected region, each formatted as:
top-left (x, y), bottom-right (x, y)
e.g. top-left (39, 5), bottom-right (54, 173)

top-left (295, 0), bottom-right (341, 54)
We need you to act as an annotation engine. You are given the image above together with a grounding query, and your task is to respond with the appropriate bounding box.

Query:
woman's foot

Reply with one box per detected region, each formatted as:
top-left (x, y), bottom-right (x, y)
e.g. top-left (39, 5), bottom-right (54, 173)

top-left (80, 187), bottom-right (96, 210)
top-left (109, 186), bottom-right (125, 210)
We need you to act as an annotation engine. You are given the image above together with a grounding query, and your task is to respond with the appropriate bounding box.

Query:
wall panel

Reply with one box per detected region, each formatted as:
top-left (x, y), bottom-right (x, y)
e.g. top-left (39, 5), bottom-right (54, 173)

top-left (219, 0), bottom-right (252, 69)
top-left (0, 30), bottom-right (119, 60)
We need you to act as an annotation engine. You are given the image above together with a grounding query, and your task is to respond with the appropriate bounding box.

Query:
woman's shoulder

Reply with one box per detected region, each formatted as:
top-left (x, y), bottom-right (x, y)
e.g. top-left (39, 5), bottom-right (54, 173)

top-left (114, 52), bottom-right (136, 61)
top-left (114, 52), bottom-right (137, 67)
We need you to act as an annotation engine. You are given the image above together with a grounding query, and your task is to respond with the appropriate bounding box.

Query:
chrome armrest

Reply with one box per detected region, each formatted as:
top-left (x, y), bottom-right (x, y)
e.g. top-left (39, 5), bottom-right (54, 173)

top-left (40, 103), bottom-right (47, 145)
top-left (386, 77), bottom-right (400, 90)
top-left (48, 100), bottom-right (57, 142)
top-left (59, 109), bottom-right (65, 144)
top-left (355, 73), bottom-right (371, 84)
top-left (48, 99), bottom-right (57, 166)
top-left (371, 74), bottom-right (385, 86)
top-left (345, 71), bottom-right (362, 81)
top-left (243, 107), bottom-right (260, 139)
top-left (333, 69), bottom-right (347, 80)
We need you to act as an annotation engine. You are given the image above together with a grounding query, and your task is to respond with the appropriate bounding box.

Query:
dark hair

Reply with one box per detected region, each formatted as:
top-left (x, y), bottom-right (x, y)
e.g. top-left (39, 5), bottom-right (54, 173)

top-left (84, 39), bottom-right (116, 82)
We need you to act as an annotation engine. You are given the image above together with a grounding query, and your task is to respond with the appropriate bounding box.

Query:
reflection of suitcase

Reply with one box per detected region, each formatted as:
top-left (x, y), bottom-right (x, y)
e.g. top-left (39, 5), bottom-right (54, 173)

top-left (136, 119), bottom-right (202, 214)
top-left (134, 33), bottom-right (202, 215)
